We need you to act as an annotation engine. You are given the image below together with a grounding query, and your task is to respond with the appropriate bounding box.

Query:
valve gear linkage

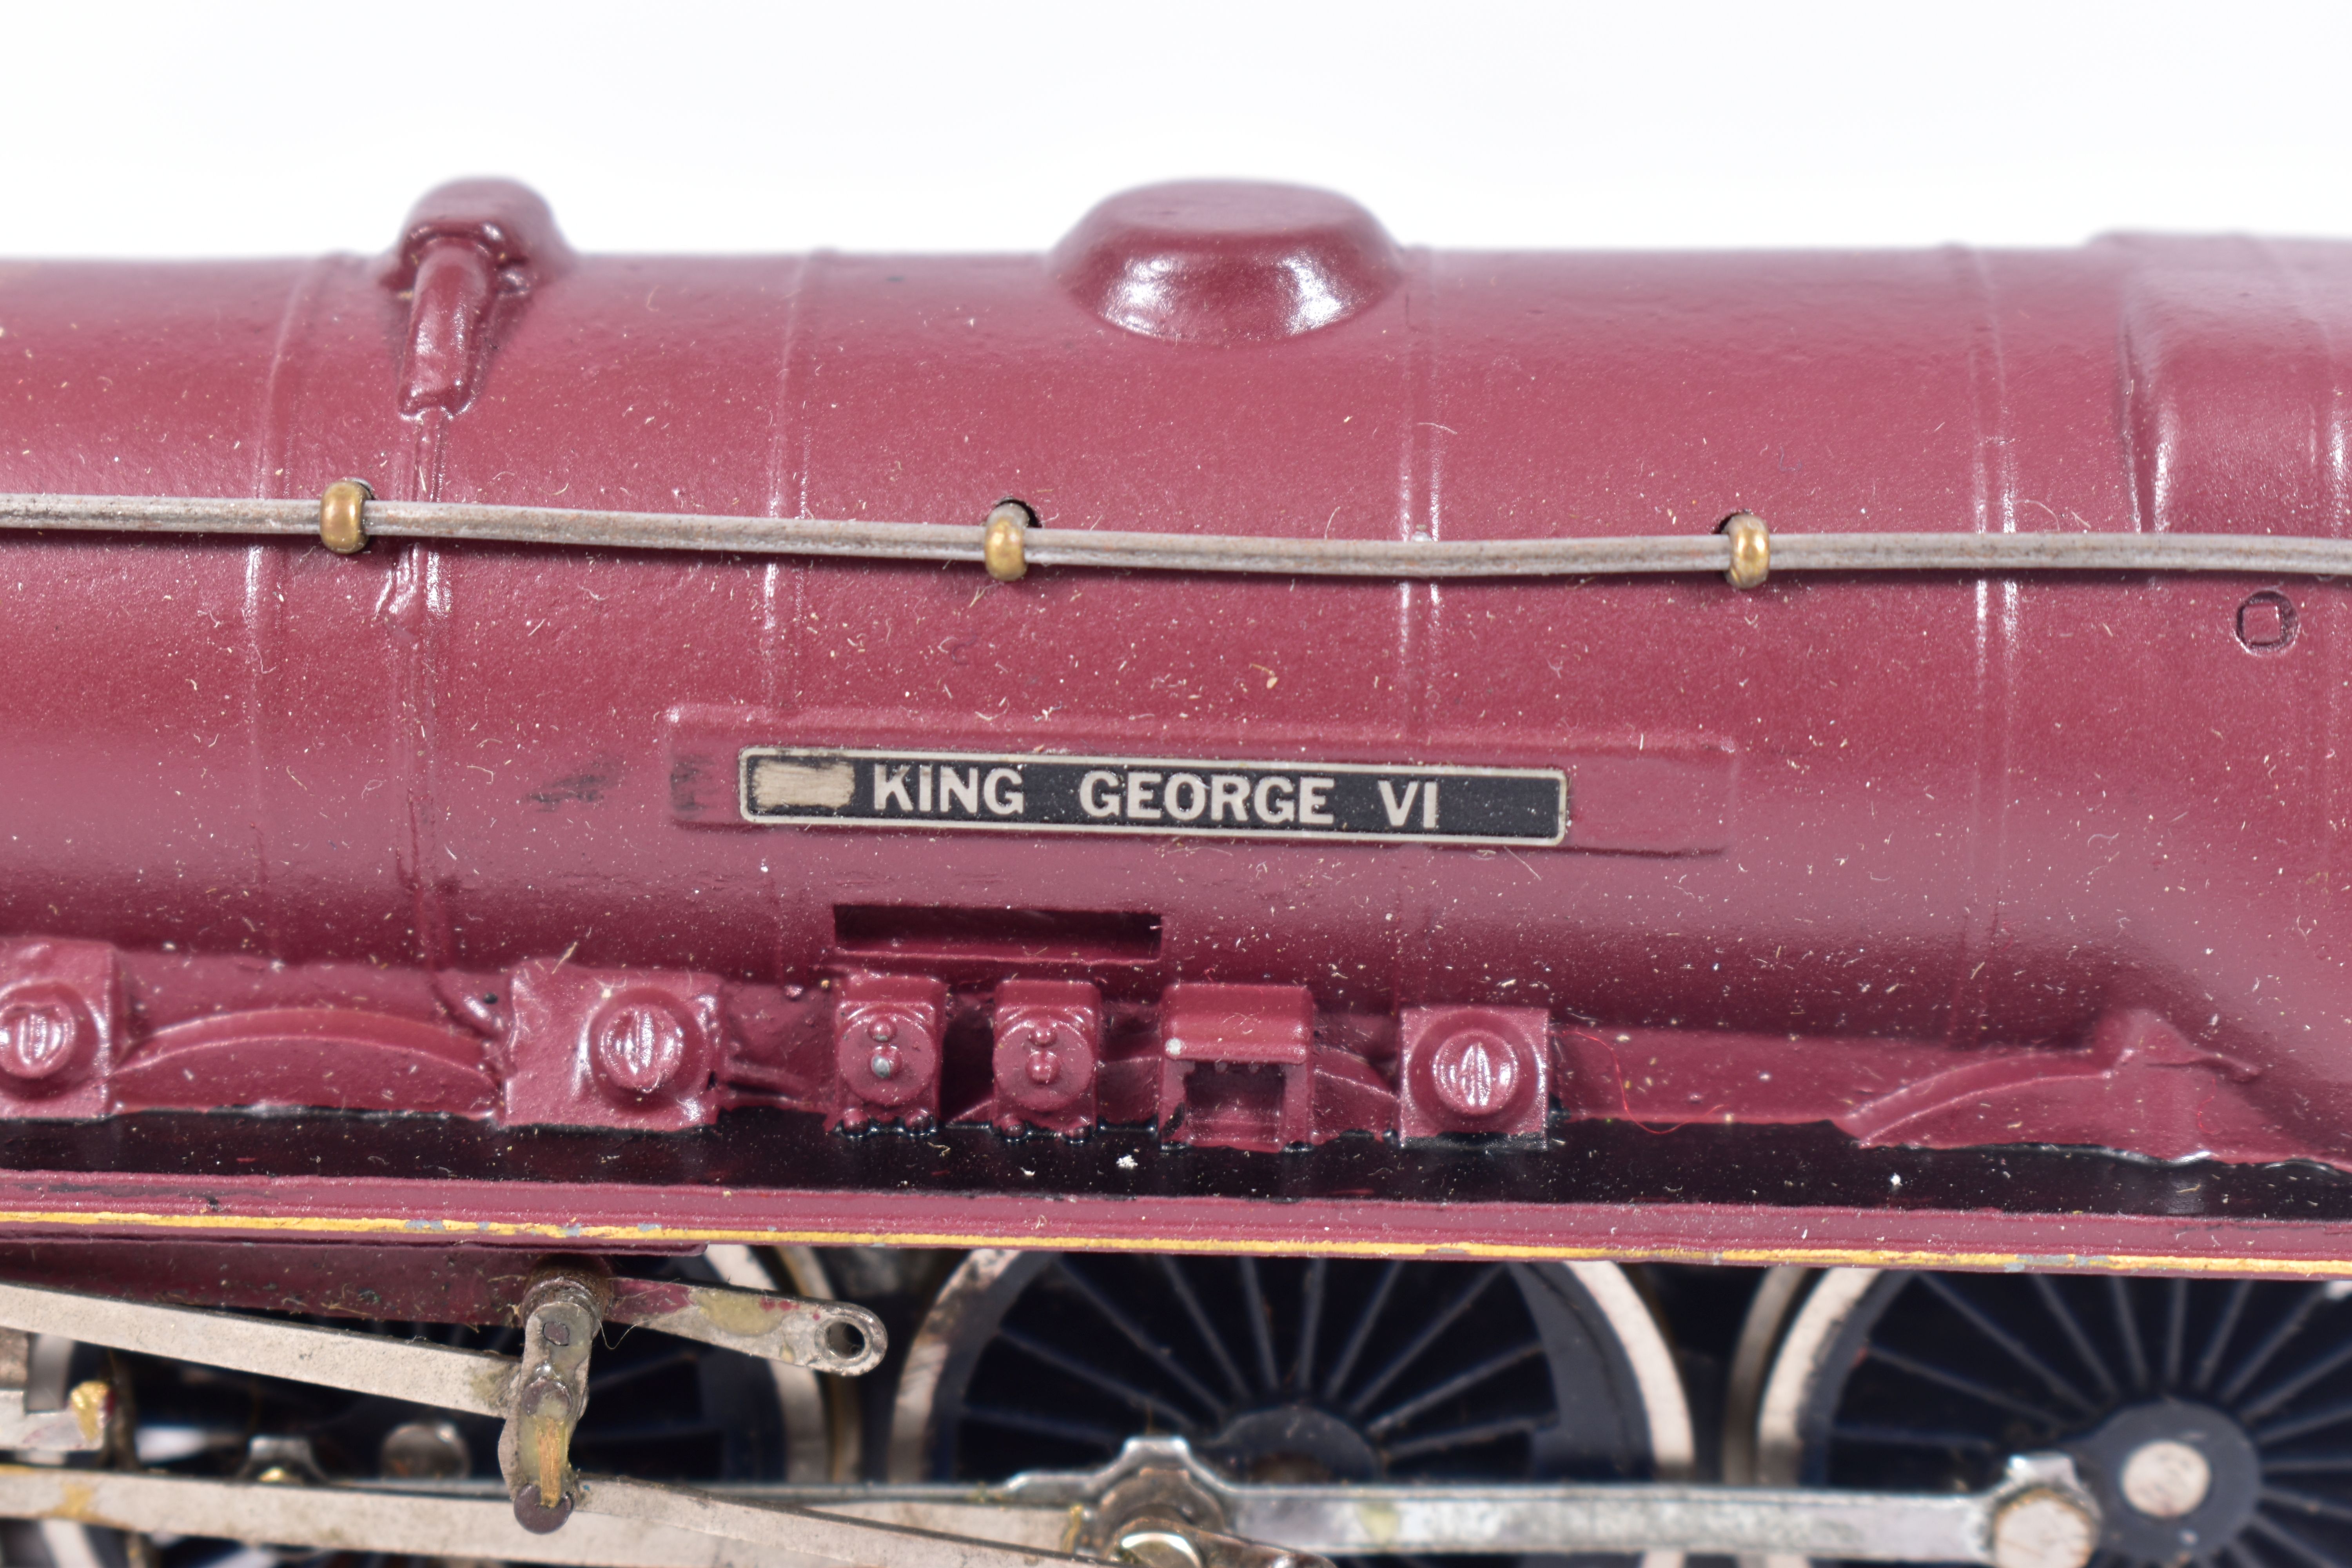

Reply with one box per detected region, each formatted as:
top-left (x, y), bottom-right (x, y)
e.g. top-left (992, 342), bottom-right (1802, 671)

top-left (0, 1280), bottom-right (2099, 1568)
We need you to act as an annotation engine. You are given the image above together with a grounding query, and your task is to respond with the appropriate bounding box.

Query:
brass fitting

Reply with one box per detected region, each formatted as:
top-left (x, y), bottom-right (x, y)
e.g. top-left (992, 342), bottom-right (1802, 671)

top-left (983, 501), bottom-right (1032, 581)
top-left (318, 480), bottom-right (373, 555)
top-left (1721, 512), bottom-right (1770, 589)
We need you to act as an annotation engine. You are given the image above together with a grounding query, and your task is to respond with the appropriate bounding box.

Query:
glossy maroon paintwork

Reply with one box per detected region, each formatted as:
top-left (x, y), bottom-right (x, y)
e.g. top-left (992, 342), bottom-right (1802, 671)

top-left (2, 178), bottom-right (2349, 1256)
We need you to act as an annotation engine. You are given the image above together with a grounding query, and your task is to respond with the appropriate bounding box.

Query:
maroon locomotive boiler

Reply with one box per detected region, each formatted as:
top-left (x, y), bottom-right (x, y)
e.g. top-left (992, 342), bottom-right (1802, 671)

top-left (6, 174), bottom-right (2342, 1169)
top-left (2, 178), bottom-right (2352, 1568)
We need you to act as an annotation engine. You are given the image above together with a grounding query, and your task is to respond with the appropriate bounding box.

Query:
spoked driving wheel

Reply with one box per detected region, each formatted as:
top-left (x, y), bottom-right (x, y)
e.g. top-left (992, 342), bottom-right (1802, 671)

top-left (889, 1250), bottom-right (1691, 1567)
top-left (1, 1245), bottom-right (845, 1568)
top-left (1741, 1269), bottom-right (2352, 1568)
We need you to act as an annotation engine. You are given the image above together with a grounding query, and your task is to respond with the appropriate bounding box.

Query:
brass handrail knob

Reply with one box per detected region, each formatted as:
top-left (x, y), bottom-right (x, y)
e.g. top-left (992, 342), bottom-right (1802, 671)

top-left (319, 480), bottom-right (374, 555)
top-left (1721, 512), bottom-right (1770, 589)
top-left (982, 501), bottom-right (1033, 582)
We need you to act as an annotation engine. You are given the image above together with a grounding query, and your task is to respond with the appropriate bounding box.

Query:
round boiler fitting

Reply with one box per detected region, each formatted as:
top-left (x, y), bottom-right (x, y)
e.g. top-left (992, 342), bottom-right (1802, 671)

top-left (1050, 181), bottom-right (1403, 345)
top-left (587, 995), bottom-right (694, 1096)
top-left (1425, 1028), bottom-right (1524, 1120)
top-left (993, 1019), bottom-right (1093, 1112)
top-left (838, 1012), bottom-right (936, 1106)
top-left (0, 985), bottom-right (90, 1083)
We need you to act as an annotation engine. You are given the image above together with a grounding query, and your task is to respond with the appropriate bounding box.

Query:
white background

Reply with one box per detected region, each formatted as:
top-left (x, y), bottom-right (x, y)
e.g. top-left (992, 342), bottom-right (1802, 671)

top-left (5, 0), bottom-right (2352, 258)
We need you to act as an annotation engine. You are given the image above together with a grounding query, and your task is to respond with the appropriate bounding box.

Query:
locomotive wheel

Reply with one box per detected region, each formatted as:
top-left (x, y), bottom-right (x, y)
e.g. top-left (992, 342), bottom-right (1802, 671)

top-left (887, 1249), bottom-right (1691, 1566)
top-left (1739, 1268), bottom-right (2352, 1568)
top-left (0, 1245), bottom-right (844, 1568)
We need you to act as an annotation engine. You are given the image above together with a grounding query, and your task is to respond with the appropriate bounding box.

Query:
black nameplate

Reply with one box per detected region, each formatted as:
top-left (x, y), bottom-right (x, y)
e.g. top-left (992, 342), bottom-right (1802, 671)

top-left (739, 748), bottom-right (1566, 846)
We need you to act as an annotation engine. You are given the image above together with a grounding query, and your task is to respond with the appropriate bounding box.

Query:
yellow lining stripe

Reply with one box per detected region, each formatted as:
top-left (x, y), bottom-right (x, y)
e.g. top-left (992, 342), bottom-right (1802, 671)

top-left (0, 1205), bottom-right (2340, 1277)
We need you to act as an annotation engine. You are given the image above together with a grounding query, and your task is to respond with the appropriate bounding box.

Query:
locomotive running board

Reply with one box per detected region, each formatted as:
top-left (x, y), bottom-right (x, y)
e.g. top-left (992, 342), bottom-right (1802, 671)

top-left (0, 1118), bottom-right (2339, 1281)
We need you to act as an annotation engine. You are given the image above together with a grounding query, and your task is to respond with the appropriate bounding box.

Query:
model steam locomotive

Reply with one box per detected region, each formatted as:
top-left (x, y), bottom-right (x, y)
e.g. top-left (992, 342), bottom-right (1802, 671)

top-left (0, 176), bottom-right (2349, 1568)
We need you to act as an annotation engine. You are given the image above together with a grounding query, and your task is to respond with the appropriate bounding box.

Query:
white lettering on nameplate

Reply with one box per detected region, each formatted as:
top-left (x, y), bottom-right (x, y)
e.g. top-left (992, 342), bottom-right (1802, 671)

top-left (739, 748), bottom-right (1566, 846)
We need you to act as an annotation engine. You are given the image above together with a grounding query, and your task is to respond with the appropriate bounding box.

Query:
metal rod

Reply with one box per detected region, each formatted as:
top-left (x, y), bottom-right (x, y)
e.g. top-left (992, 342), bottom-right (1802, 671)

top-left (1217, 1480), bottom-right (1994, 1559)
top-left (0, 1464), bottom-right (812, 1568)
top-left (4, 492), bottom-right (2350, 581)
top-left (581, 1476), bottom-right (1094, 1568)
top-left (797, 1480), bottom-right (2005, 1562)
top-left (0, 1279), bottom-right (515, 1417)
top-left (0, 1464), bottom-right (2092, 1567)
top-left (607, 1279), bottom-right (888, 1375)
